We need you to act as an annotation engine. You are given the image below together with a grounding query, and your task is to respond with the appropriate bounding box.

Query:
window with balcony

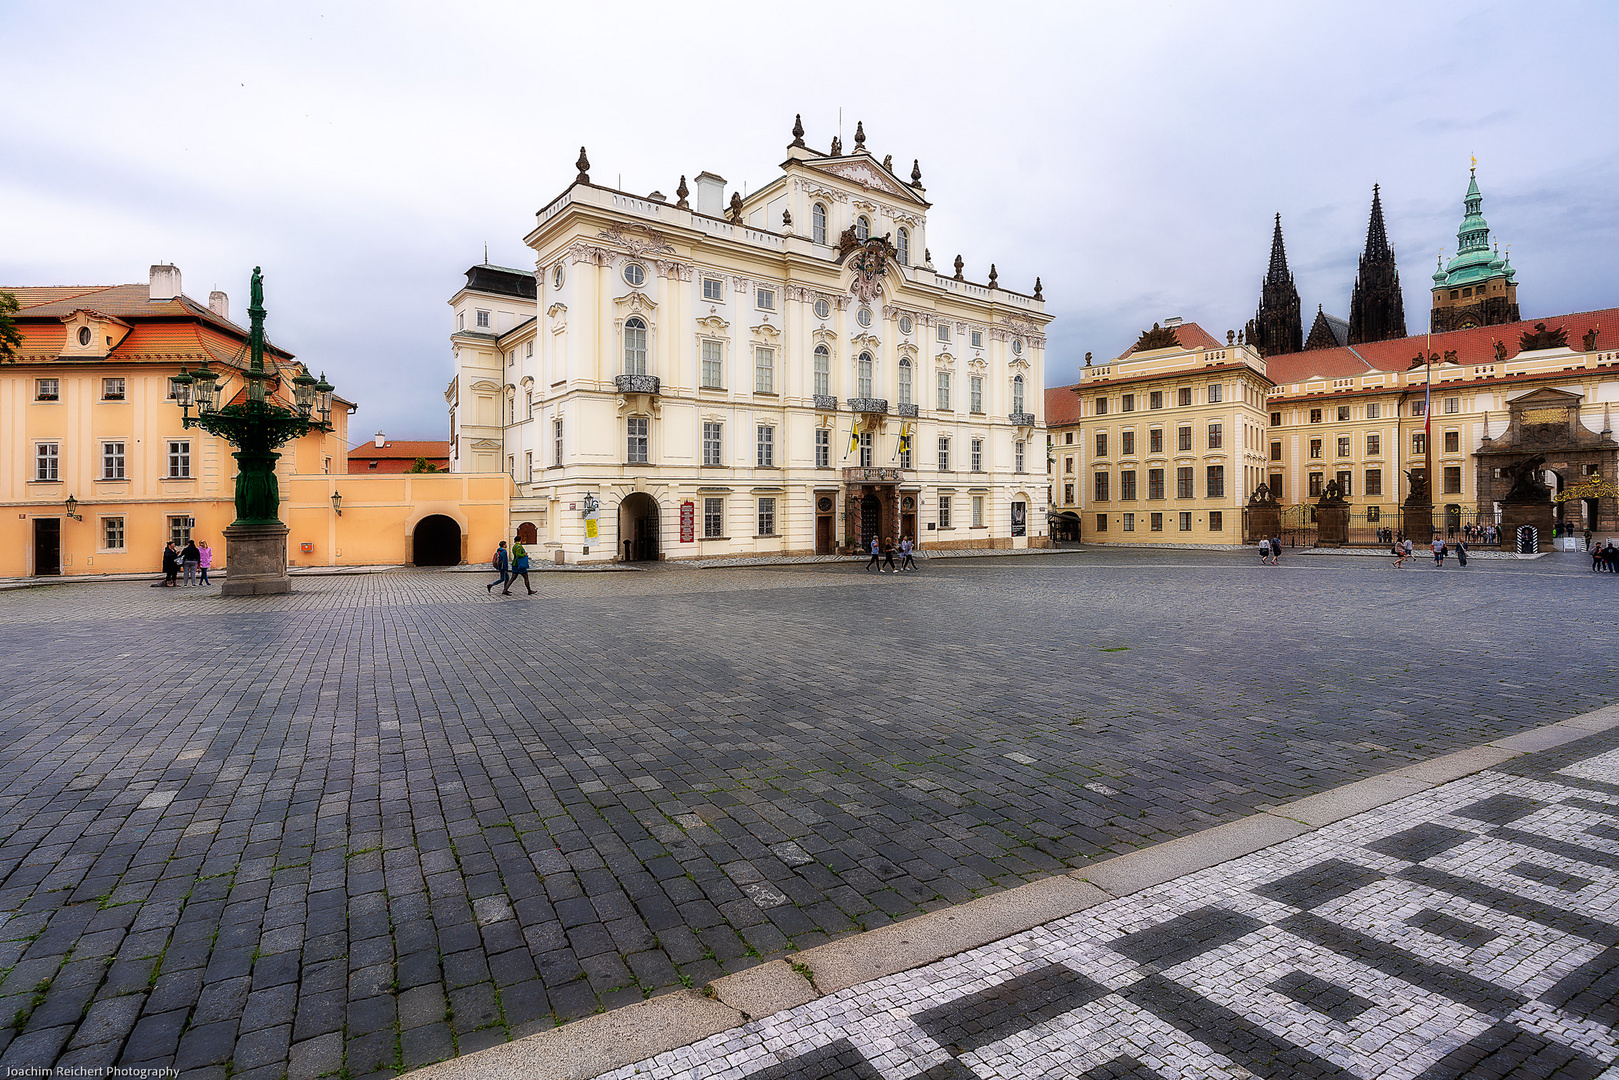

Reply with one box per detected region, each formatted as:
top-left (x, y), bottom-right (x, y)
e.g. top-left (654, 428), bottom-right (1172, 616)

top-left (624, 316), bottom-right (648, 375)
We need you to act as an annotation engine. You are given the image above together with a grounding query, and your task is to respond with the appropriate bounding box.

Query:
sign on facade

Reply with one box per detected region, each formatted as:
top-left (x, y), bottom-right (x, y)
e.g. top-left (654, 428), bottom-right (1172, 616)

top-left (680, 500), bottom-right (695, 543)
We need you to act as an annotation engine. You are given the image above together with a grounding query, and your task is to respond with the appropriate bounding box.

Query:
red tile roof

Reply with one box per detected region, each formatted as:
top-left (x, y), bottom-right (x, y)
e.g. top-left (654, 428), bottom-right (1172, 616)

top-left (1045, 383), bottom-right (1084, 427)
top-left (1263, 308), bottom-right (1619, 384)
top-left (1116, 321), bottom-right (1224, 360)
top-left (9, 282), bottom-right (250, 337)
top-left (348, 440), bottom-right (451, 474)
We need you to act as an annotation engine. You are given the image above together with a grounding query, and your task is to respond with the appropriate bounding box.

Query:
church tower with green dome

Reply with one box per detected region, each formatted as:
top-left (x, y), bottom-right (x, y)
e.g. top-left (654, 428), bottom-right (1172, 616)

top-left (1430, 163), bottom-right (1519, 332)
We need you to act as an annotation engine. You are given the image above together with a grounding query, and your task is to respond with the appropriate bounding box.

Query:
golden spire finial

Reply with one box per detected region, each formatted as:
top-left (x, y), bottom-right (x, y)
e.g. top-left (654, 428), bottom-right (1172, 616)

top-left (1470, 153), bottom-right (1477, 171)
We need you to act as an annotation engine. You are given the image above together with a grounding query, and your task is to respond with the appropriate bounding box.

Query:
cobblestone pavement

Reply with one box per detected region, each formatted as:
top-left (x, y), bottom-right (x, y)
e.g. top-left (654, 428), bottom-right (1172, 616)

top-left (598, 727), bottom-right (1619, 1079)
top-left (0, 550), bottom-right (1612, 1079)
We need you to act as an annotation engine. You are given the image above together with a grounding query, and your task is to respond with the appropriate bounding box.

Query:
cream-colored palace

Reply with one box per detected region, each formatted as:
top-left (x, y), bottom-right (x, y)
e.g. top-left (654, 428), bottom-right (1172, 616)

top-left (448, 120), bottom-right (1051, 563)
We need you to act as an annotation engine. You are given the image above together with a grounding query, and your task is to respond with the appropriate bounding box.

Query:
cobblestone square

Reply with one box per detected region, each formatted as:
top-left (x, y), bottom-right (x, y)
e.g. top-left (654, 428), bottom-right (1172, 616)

top-left (0, 550), bottom-right (1613, 1078)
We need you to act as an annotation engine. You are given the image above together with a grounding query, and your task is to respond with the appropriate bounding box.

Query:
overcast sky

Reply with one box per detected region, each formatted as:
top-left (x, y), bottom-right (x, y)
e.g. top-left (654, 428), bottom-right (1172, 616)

top-left (4, 1), bottom-right (1615, 442)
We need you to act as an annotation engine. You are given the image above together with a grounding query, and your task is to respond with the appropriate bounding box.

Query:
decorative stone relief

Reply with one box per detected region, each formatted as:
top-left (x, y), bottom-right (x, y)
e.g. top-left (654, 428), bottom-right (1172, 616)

top-left (816, 160), bottom-right (914, 200)
top-left (566, 242), bottom-right (617, 267)
top-left (597, 222), bottom-right (676, 257)
top-left (654, 259), bottom-right (694, 282)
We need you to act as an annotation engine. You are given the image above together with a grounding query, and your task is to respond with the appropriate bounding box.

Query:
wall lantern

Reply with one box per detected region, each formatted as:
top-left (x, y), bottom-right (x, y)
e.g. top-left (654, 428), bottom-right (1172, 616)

top-left (331, 491), bottom-right (343, 516)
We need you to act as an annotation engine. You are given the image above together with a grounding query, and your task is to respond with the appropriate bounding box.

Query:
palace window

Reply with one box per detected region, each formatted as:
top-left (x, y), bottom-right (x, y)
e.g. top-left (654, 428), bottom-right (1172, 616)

top-left (858, 352), bottom-right (873, 398)
top-left (756, 288), bottom-right (776, 311)
top-left (811, 203), bottom-right (827, 245)
top-left (102, 441), bottom-right (125, 480)
top-left (1337, 405), bottom-right (1350, 421)
top-left (168, 440), bottom-right (191, 478)
top-left (1208, 384), bottom-right (1223, 403)
top-left (970, 375), bottom-right (984, 414)
top-left (703, 277), bottom-right (724, 301)
top-left (1444, 396), bottom-right (1460, 414)
top-left (36, 378), bottom-right (59, 401)
top-left (1123, 513), bottom-right (1135, 531)
top-left (1269, 471), bottom-right (1283, 496)
top-left (1065, 456), bottom-right (1074, 474)
top-left (1311, 408), bottom-right (1327, 424)
top-left (702, 340), bottom-right (724, 388)
top-left (102, 516), bottom-right (125, 551)
top-left (970, 329), bottom-right (983, 349)
top-left (1444, 466), bottom-right (1462, 494)
top-left (1096, 432), bottom-right (1108, 457)
top-left (35, 442), bottom-right (59, 481)
top-left (1064, 482), bottom-right (1075, 504)
top-left (1366, 403), bottom-right (1381, 419)
top-left (1121, 430), bottom-right (1135, 456)
top-left (624, 316), bottom-right (648, 375)
top-left (1122, 393), bottom-right (1135, 412)
top-left (756, 425), bottom-right (775, 467)
top-left (937, 323), bottom-right (950, 343)
top-left (1147, 468), bottom-right (1165, 500)
top-left (972, 496), bottom-right (984, 528)
top-left (1150, 512), bottom-right (1163, 532)
top-left (1337, 436), bottom-right (1351, 458)
top-left (937, 436), bottom-right (950, 471)
top-left (1096, 514), bottom-right (1107, 532)
top-left (1270, 440), bottom-right (1282, 461)
top-left (1209, 511), bottom-right (1223, 532)
top-left (1095, 396), bottom-right (1108, 416)
top-left (1308, 472), bottom-right (1324, 497)
top-left (938, 496), bottom-right (951, 528)
top-left (627, 417), bottom-right (649, 463)
top-left (814, 345), bottom-right (831, 398)
top-left (1094, 472), bottom-right (1109, 502)
top-left (971, 438), bottom-right (984, 472)
top-left (855, 216), bottom-right (870, 241)
top-left (554, 418), bottom-right (563, 465)
top-left (1065, 431), bottom-right (1074, 444)
top-left (1206, 465), bottom-right (1225, 498)
top-left (859, 431), bottom-right (873, 467)
top-left (1444, 430), bottom-right (1460, 454)
top-left (1269, 410), bottom-right (1281, 426)
top-left (1177, 426), bottom-right (1192, 451)
top-left (476, 309), bottom-right (490, 328)
top-left (168, 515), bottom-right (193, 546)
top-left (1015, 440), bottom-right (1025, 472)
top-left (525, 451), bottom-right (533, 481)
top-left (1365, 468), bottom-right (1382, 496)
top-left (1149, 429), bottom-right (1163, 454)
top-left (1309, 438), bottom-right (1323, 459)
top-left (900, 442), bottom-right (912, 469)
top-left (1208, 422), bottom-right (1222, 449)
top-left (1366, 434), bottom-right (1381, 456)
top-left (896, 227), bottom-right (910, 265)
top-left (1177, 388), bottom-right (1192, 407)
top-left (937, 370), bottom-right (951, 410)
top-left (1120, 470), bottom-right (1137, 500)
top-left (1149, 391), bottom-right (1164, 410)
top-left (102, 377), bottom-right (125, 401)
top-left (815, 428), bottom-right (829, 468)
top-left (755, 346), bottom-right (775, 393)
top-left (1413, 433), bottom-right (1426, 455)
top-left (757, 497), bottom-right (776, 536)
top-left (1179, 512), bottom-right (1192, 531)
top-left (703, 422), bottom-right (722, 466)
top-left (1175, 467), bottom-right (1193, 499)
top-left (1411, 400), bottom-right (1426, 417)
top-left (897, 358), bottom-right (912, 406)
top-left (1012, 376), bottom-right (1025, 416)
top-left (704, 497), bottom-right (724, 538)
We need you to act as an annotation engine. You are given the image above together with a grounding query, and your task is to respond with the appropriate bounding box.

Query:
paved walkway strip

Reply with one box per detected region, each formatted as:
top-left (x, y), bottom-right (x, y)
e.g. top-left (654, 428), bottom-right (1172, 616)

top-left (413, 706), bottom-right (1619, 1080)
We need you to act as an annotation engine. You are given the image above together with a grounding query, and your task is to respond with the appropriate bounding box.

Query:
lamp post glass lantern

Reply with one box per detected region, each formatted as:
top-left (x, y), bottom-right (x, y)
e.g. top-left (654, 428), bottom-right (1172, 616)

top-left (173, 267), bottom-right (337, 594)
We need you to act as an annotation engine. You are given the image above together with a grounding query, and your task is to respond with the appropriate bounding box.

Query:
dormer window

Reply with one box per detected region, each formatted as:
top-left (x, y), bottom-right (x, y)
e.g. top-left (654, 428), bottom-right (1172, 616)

top-left (811, 203), bottom-right (828, 245)
top-left (855, 216), bottom-right (869, 241)
top-left (78, 326), bottom-right (92, 346)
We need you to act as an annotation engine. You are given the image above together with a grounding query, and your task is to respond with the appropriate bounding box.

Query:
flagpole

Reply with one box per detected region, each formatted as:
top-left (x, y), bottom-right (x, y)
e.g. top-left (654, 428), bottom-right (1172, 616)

top-left (1424, 326), bottom-right (1434, 540)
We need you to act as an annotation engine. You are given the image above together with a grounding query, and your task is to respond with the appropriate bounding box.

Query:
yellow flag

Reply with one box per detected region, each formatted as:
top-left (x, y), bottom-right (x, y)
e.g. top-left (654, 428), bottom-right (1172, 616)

top-left (847, 418), bottom-right (860, 457)
top-left (897, 423), bottom-right (913, 456)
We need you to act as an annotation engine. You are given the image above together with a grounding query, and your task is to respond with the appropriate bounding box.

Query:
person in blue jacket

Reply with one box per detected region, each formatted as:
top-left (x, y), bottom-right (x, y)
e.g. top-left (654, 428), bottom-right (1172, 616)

top-left (487, 541), bottom-right (510, 593)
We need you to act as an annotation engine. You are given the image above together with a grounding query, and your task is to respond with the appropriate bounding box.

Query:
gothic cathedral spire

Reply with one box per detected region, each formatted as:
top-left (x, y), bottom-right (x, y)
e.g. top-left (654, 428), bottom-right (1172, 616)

top-left (1245, 214), bottom-right (1302, 357)
top-left (1348, 184), bottom-right (1406, 344)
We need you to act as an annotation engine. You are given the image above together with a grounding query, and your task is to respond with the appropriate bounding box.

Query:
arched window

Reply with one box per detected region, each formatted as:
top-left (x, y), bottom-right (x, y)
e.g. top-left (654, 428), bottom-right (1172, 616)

top-left (1012, 375), bottom-right (1025, 415)
top-left (857, 352), bottom-right (873, 398)
top-left (898, 357), bottom-right (912, 406)
top-left (811, 203), bottom-right (827, 245)
top-left (855, 215), bottom-right (869, 241)
top-left (624, 317), bottom-right (647, 375)
top-left (814, 345), bottom-right (831, 398)
top-left (896, 227), bottom-right (910, 266)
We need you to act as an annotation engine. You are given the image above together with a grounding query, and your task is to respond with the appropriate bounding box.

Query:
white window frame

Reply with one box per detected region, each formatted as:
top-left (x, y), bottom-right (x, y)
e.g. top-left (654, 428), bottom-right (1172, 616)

top-left (101, 516), bottom-right (126, 551)
top-left (475, 309), bottom-right (490, 328)
top-left (102, 441), bottom-right (125, 480)
top-left (937, 324), bottom-right (950, 343)
top-left (896, 227), bottom-right (909, 265)
top-left (813, 345), bottom-right (831, 398)
top-left (702, 421), bottom-right (722, 466)
top-left (757, 497), bottom-right (776, 537)
top-left (970, 375), bottom-right (983, 414)
top-left (1015, 441), bottom-right (1025, 473)
top-left (859, 432), bottom-right (873, 468)
top-left (972, 496), bottom-right (984, 528)
top-left (35, 442), bottom-right (59, 481)
top-left (102, 377), bottom-right (125, 401)
top-left (897, 358), bottom-right (912, 406)
top-left (703, 497), bottom-right (725, 538)
top-left (167, 440), bottom-right (191, 479)
top-left (938, 495), bottom-right (952, 529)
top-left (755, 287), bottom-right (776, 312)
top-left (971, 438), bottom-right (983, 472)
top-left (814, 428), bottom-right (830, 468)
top-left (702, 277), bottom-right (724, 302)
top-left (1012, 376), bottom-right (1025, 416)
top-left (36, 378), bottom-right (60, 401)
top-left (937, 436), bottom-right (950, 471)
top-left (627, 416), bottom-right (649, 463)
top-left (624, 317), bottom-right (648, 376)
top-left (754, 346), bottom-right (774, 394)
top-left (970, 329), bottom-right (983, 349)
top-left (857, 352), bottom-right (873, 399)
top-left (854, 215), bottom-right (869, 241)
top-left (811, 203), bottom-right (828, 246)
top-left (756, 424), bottom-right (775, 467)
top-left (936, 370), bottom-right (951, 410)
top-left (701, 339), bottom-right (724, 389)
top-left (553, 418), bottom-right (563, 466)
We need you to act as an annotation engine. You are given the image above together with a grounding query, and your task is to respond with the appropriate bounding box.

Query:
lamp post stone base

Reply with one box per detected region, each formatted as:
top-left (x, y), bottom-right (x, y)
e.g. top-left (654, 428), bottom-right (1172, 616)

top-left (221, 521), bottom-right (292, 596)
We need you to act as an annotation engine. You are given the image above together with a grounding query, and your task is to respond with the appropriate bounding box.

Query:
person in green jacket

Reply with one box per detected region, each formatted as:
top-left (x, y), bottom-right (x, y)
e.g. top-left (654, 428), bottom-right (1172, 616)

top-left (507, 539), bottom-right (535, 595)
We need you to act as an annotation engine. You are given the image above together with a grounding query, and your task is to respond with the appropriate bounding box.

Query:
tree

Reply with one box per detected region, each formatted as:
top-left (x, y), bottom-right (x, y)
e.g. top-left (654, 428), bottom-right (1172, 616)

top-left (0, 292), bottom-right (22, 362)
top-left (409, 457), bottom-right (440, 473)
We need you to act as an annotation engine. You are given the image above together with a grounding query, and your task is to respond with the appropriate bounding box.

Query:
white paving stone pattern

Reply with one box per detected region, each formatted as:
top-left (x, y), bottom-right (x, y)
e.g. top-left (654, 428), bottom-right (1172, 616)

top-left (597, 736), bottom-right (1619, 1080)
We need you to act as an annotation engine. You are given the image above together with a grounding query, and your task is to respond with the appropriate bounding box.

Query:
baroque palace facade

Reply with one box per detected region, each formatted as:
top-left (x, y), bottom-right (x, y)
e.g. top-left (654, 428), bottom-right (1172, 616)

top-left (448, 119), bottom-right (1051, 563)
top-left (1048, 167), bottom-right (1619, 547)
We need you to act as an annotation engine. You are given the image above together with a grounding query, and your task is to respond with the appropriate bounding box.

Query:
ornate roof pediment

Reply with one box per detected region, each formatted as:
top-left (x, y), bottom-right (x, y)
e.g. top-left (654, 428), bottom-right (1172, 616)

top-left (469, 379), bottom-right (502, 393)
top-left (470, 438), bottom-right (502, 451)
top-left (806, 158), bottom-right (926, 206)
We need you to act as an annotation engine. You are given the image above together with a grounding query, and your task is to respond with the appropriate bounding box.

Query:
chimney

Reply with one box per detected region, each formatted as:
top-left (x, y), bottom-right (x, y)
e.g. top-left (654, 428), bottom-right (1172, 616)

top-left (149, 264), bottom-right (181, 302)
top-left (693, 172), bottom-right (726, 217)
top-left (208, 290), bottom-right (229, 321)
top-left (1164, 316), bottom-right (1183, 328)
top-left (374, 431), bottom-right (386, 448)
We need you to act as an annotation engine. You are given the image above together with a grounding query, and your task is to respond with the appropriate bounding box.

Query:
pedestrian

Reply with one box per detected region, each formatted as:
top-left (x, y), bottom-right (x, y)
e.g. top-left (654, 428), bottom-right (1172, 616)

top-left (1403, 537), bottom-right (1414, 563)
top-left (506, 538), bottom-right (534, 595)
top-left (1606, 541), bottom-right (1617, 573)
top-left (865, 535), bottom-right (881, 572)
top-left (881, 536), bottom-right (897, 573)
top-left (180, 539), bottom-right (201, 586)
top-left (1271, 536), bottom-right (1282, 564)
top-left (487, 540), bottom-right (510, 593)
top-left (1457, 539), bottom-right (1468, 568)
top-left (1258, 535), bottom-right (1271, 565)
top-left (197, 540), bottom-right (213, 585)
top-left (1432, 535), bottom-right (1444, 566)
top-left (161, 541), bottom-right (180, 587)
top-left (900, 536), bottom-right (919, 572)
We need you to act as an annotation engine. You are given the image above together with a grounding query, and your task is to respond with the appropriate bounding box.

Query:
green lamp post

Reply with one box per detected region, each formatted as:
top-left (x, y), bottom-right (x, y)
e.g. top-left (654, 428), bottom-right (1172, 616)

top-left (175, 267), bottom-right (337, 594)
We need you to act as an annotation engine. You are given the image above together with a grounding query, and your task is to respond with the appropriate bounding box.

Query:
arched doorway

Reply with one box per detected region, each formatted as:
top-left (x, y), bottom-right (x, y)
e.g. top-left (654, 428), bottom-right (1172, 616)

top-left (516, 521), bottom-right (538, 545)
top-left (412, 515), bottom-right (462, 566)
top-left (618, 494), bottom-right (659, 561)
top-left (859, 493), bottom-right (880, 550)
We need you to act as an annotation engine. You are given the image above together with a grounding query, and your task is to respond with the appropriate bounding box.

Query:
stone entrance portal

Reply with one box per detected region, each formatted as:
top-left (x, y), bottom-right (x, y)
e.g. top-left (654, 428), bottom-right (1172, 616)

top-left (842, 467), bottom-right (904, 554)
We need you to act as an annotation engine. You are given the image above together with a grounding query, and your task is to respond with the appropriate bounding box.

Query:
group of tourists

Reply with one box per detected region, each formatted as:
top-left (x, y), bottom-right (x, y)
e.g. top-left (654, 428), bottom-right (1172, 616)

top-left (157, 539), bottom-right (213, 587)
top-left (865, 536), bottom-right (920, 573)
top-left (1593, 540), bottom-right (1619, 572)
top-left (1390, 535), bottom-right (1469, 568)
top-left (487, 539), bottom-right (535, 595)
top-left (1256, 536), bottom-right (1283, 565)
top-left (1462, 522), bottom-right (1500, 545)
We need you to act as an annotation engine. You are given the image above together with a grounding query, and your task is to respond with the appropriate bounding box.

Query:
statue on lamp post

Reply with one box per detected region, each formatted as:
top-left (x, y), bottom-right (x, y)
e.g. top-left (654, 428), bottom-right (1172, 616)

top-left (173, 267), bottom-right (336, 594)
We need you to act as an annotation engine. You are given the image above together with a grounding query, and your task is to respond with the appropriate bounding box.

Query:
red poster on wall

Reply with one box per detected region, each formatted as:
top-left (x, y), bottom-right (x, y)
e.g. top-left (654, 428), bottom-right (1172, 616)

top-left (680, 500), bottom-right (695, 543)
